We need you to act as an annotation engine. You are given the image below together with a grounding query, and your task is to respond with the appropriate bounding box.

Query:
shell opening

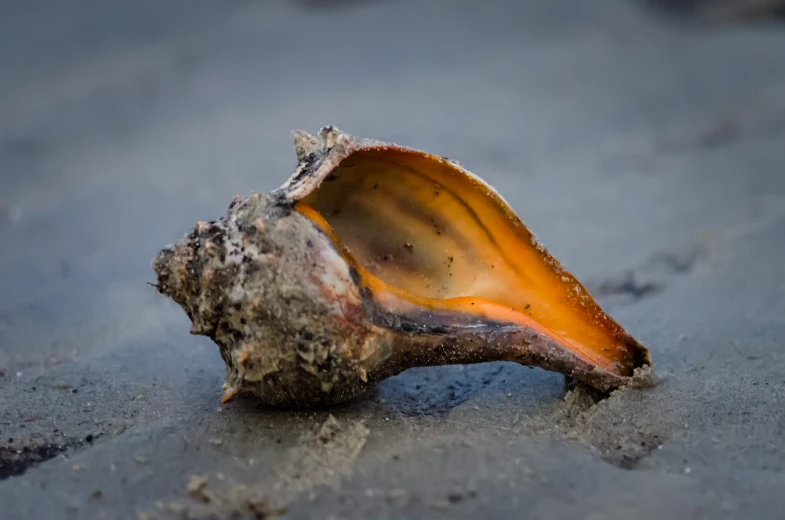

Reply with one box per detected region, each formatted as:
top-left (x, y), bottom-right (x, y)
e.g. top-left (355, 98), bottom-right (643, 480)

top-left (294, 147), bottom-right (648, 377)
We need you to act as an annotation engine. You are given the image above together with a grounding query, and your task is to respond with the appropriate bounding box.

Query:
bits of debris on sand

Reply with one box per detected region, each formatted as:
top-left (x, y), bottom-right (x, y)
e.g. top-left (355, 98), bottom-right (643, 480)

top-left (146, 415), bottom-right (368, 519)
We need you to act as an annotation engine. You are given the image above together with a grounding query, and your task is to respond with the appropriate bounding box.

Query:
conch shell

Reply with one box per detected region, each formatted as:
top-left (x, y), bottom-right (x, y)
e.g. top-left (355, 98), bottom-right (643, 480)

top-left (152, 127), bottom-right (650, 407)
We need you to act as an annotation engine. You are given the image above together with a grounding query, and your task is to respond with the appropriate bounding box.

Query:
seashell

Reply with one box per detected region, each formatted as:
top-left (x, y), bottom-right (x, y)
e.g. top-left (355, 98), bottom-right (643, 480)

top-left (152, 126), bottom-right (651, 407)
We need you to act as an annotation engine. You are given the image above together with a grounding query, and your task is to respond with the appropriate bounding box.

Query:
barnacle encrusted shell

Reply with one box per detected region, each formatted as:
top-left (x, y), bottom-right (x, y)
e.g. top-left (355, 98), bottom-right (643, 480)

top-left (152, 126), bottom-right (651, 407)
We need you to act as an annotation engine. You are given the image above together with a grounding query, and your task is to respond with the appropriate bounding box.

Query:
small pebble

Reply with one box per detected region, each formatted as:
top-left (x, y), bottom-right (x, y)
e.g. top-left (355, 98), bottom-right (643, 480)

top-left (187, 475), bottom-right (208, 495)
top-left (447, 492), bottom-right (464, 503)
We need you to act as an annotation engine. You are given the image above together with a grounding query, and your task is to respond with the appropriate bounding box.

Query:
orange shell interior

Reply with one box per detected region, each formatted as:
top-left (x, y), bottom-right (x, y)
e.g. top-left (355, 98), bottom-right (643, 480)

top-left (295, 147), bottom-right (645, 375)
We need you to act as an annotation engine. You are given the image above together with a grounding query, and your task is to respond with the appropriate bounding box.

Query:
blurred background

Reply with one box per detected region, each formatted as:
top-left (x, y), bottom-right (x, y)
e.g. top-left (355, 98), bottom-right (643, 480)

top-left (2, 0), bottom-right (785, 518)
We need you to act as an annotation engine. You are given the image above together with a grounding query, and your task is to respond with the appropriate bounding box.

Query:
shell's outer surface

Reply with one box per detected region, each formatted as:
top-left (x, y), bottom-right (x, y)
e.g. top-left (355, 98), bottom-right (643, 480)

top-left (152, 126), bottom-right (651, 407)
top-left (152, 194), bottom-right (394, 406)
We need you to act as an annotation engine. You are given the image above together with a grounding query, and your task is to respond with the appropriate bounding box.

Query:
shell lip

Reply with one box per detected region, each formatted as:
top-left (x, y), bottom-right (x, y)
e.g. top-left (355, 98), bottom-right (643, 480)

top-left (362, 294), bottom-right (647, 394)
top-left (277, 126), bottom-right (464, 202)
top-left (281, 126), bottom-right (509, 193)
top-left (358, 276), bottom-right (650, 389)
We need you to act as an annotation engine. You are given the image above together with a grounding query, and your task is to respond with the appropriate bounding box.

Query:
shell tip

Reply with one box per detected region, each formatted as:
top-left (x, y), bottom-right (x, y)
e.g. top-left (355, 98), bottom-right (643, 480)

top-left (319, 125), bottom-right (341, 148)
top-left (221, 386), bottom-right (239, 403)
top-left (292, 130), bottom-right (319, 161)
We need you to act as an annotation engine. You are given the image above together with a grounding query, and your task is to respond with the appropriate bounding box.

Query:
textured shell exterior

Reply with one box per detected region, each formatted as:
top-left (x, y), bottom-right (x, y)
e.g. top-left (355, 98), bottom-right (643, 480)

top-left (152, 193), bottom-right (393, 407)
